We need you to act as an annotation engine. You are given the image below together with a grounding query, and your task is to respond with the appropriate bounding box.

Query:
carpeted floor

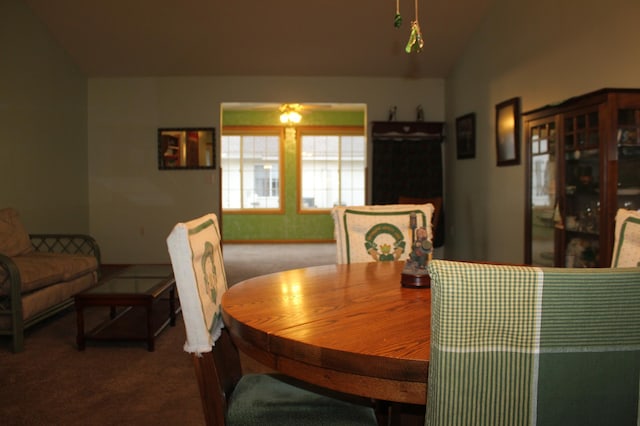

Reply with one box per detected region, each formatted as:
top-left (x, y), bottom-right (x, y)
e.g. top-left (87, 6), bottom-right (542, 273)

top-left (0, 243), bottom-right (336, 426)
top-left (223, 242), bottom-right (336, 285)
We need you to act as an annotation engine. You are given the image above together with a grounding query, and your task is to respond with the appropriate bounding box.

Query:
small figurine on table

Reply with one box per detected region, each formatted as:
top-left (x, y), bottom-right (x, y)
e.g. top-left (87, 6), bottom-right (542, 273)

top-left (404, 226), bottom-right (432, 273)
top-left (401, 213), bottom-right (433, 288)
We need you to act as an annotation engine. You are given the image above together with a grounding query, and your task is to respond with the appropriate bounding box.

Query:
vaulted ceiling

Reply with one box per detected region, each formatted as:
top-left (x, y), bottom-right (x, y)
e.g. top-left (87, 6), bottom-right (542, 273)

top-left (24, 0), bottom-right (493, 79)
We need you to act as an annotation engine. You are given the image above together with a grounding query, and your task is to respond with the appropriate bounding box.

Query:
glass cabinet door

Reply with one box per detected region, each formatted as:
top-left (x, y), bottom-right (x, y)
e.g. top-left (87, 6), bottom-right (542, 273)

top-left (525, 89), bottom-right (640, 268)
top-left (562, 109), bottom-right (600, 267)
top-left (528, 119), bottom-right (556, 266)
top-left (616, 108), bottom-right (640, 215)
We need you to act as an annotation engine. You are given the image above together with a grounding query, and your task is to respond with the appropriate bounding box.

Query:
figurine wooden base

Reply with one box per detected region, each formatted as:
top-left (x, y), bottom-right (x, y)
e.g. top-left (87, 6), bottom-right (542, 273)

top-left (401, 272), bottom-right (431, 289)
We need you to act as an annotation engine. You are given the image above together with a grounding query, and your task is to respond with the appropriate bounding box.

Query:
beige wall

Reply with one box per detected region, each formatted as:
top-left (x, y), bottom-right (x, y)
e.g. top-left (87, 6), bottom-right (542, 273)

top-left (10, 0), bottom-right (639, 265)
top-left (1, 0), bottom-right (88, 232)
top-left (88, 77), bottom-right (445, 263)
top-left (444, 0), bottom-right (640, 263)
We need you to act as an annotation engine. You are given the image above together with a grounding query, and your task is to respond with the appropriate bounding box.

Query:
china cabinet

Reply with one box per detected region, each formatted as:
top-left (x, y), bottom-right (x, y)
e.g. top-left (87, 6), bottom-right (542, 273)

top-left (524, 88), bottom-right (640, 267)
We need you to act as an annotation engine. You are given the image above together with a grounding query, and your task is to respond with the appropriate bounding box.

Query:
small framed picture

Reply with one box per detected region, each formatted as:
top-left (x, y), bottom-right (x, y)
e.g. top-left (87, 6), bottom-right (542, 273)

top-left (456, 113), bottom-right (476, 159)
top-left (495, 97), bottom-right (521, 166)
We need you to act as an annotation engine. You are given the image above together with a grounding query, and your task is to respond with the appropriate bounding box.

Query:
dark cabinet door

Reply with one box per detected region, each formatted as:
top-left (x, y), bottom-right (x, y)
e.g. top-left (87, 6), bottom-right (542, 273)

top-left (371, 121), bottom-right (444, 246)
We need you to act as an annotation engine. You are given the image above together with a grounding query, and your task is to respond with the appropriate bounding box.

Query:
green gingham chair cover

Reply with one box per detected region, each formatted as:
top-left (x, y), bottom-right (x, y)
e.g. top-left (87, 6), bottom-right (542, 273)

top-left (427, 259), bottom-right (640, 426)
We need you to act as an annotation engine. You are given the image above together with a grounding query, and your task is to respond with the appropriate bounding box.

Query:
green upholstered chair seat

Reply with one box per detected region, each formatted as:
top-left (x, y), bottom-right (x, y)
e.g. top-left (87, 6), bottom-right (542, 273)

top-left (228, 374), bottom-right (377, 426)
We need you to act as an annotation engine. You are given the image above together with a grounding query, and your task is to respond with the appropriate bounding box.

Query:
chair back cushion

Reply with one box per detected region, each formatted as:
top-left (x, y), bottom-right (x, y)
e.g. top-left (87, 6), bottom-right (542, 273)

top-left (331, 203), bottom-right (434, 264)
top-left (611, 208), bottom-right (640, 267)
top-left (427, 259), bottom-right (640, 426)
top-left (0, 208), bottom-right (34, 257)
top-left (167, 213), bottom-right (227, 354)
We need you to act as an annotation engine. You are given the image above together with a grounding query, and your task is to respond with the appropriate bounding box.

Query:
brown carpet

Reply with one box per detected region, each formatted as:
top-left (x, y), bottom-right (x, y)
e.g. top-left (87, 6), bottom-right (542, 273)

top-left (0, 243), bottom-right (336, 426)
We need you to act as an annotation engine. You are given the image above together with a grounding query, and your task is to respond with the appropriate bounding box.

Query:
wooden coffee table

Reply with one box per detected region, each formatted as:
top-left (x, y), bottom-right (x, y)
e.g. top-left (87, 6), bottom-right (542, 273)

top-left (74, 265), bottom-right (178, 351)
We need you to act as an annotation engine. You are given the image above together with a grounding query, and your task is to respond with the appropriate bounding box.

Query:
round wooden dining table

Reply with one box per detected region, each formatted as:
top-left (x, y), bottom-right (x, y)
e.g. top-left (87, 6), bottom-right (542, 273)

top-left (221, 261), bottom-right (430, 405)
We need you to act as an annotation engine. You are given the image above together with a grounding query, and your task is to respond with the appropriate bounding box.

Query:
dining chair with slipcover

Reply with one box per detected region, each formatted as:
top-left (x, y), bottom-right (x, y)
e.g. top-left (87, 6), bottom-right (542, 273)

top-left (331, 203), bottom-right (435, 264)
top-left (426, 259), bottom-right (640, 426)
top-left (166, 213), bottom-right (378, 426)
top-left (611, 207), bottom-right (640, 267)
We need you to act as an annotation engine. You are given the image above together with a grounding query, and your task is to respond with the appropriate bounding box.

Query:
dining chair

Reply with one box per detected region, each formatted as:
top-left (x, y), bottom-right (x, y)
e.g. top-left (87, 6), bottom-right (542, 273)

top-left (611, 207), bottom-right (640, 267)
top-left (331, 203), bottom-right (435, 264)
top-left (166, 213), bottom-right (378, 426)
top-left (426, 259), bottom-right (640, 426)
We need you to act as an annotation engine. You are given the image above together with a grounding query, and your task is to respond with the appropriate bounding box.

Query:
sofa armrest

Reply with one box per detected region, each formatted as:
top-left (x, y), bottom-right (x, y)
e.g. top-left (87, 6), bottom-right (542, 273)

top-left (0, 253), bottom-right (25, 349)
top-left (0, 253), bottom-right (23, 306)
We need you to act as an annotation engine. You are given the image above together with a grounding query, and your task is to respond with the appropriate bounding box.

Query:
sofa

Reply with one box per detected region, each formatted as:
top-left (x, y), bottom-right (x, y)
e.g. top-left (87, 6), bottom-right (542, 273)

top-left (0, 208), bottom-right (101, 352)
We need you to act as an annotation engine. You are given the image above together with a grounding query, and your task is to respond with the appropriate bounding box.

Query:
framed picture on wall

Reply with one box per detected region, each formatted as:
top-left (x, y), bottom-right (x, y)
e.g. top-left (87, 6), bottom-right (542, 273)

top-left (157, 127), bottom-right (216, 170)
top-left (495, 97), bottom-right (521, 166)
top-left (456, 113), bottom-right (476, 159)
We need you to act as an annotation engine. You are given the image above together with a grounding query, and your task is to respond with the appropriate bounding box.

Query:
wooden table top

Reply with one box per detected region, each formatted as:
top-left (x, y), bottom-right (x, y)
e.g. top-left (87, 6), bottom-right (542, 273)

top-left (221, 261), bottom-right (430, 405)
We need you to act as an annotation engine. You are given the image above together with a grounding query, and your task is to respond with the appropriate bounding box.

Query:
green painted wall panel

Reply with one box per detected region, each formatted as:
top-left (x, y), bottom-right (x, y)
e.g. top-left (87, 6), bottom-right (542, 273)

top-left (221, 106), bottom-right (364, 241)
top-left (223, 109), bottom-right (365, 127)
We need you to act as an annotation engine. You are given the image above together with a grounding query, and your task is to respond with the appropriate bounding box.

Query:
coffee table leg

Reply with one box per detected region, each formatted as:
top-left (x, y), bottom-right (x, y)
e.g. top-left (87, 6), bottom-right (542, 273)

top-left (76, 302), bottom-right (86, 351)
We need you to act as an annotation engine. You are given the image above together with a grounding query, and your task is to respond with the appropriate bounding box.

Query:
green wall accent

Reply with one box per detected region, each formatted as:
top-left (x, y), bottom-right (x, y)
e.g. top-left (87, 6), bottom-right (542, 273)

top-left (221, 107), bottom-right (364, 241)
top-left (221, 129), bottom-right (336, 241)
top-left (222, 109), bottom-right (365, 127)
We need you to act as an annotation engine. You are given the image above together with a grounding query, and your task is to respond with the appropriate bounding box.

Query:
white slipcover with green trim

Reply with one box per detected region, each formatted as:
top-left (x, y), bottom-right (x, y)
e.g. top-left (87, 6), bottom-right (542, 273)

top-left (611, 208), bottom-right (640, 267)
top-left (331, 203), bottom-right (434, 264)
top-left (427, 259), bottom-right (640, 426)
top-left (166, 213), bottom-right (227, 354)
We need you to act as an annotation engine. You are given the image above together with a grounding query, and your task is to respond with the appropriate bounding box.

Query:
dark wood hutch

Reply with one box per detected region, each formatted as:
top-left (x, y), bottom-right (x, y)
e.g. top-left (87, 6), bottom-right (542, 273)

top-left (524, 88), bottom-right (640, 267)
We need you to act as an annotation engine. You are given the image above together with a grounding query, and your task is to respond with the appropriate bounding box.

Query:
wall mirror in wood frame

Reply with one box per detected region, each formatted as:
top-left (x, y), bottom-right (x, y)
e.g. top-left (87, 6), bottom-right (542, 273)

top-left (158, 128), bottom-right (216, 170)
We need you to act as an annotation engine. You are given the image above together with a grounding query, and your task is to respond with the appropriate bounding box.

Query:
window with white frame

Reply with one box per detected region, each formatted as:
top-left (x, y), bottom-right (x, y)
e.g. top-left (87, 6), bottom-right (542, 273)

top-left (221, 129), bottom-right (282, 210)
top-left (298, 127), bottom-right (366, 210)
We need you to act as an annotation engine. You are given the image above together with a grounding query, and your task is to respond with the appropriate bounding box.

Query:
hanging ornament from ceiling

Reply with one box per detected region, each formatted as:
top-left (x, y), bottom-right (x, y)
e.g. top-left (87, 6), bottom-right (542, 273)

top-left (404, 0), bottom-right (424, 53)
top-left (394, 0), bottom-right (403, 28)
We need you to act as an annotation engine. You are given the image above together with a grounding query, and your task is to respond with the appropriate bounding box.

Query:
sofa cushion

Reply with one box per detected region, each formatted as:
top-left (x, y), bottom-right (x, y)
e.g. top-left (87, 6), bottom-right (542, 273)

top-left (0, 252), bottom-right (98, 295)
top-left (0, 273), bottom-right (97, 327)
top-left (0, 208), bottom-right (34, 257)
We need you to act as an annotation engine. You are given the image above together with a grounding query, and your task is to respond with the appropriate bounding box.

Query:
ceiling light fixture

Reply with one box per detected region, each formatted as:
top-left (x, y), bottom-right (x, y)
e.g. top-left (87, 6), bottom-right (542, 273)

top-left (279, 104), bottom-right (302, 125)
